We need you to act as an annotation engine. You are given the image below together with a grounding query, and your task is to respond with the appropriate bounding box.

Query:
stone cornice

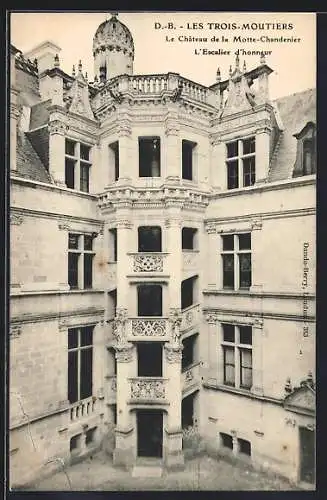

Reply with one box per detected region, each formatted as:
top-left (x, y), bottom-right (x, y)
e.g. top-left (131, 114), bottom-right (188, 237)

top-left (11, 306), bottom-right (104, 325)
top-left (202, 306), bottom-right (315, 323)
top-left (205, 207), bottom-right (315, 232)
top-left (11, 207), bottom-right (103, 229)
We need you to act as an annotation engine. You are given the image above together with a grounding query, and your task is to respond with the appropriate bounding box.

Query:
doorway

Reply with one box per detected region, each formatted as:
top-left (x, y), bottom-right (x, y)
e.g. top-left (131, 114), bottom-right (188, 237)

top-left (137, 409), bottom-right (163, 458)
top-left (299, 426), bottom-right (315, 484)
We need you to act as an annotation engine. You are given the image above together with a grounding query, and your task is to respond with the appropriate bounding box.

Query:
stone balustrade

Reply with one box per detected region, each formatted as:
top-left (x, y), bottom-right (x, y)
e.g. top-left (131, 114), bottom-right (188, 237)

top-left (129, 377), bottom-right (168, 403)
top-left (92, 73), bottom-right (213, 110)
top-left (182, 362), bottom-right (201, 394)
top-left (69, 396), bottom-right (96, 422)
top-left (129, 252), bottom-right (168, 273)
top-left (128, 317), bottom-right (169, 340)
top-left (181, 303), bottom-right (201, 332)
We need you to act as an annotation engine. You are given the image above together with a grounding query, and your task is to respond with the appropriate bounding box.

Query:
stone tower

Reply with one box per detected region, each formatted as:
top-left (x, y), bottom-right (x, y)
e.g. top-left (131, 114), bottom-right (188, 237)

top-left (93, 13), bottom-right (134, 82)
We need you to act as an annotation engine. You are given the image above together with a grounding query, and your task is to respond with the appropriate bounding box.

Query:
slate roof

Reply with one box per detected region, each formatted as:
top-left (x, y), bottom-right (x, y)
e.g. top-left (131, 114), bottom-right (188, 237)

top-left (16, 131), bottom-right (52, 184)
top-left (268, 88), bottom-right (316, 182)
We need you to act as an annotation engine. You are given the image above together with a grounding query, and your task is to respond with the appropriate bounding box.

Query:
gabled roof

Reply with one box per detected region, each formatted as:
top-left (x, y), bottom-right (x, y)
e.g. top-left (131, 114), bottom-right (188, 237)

top-left (284, 383), bottom-right (315, 416)
top-left (268, 88), bottom-right (316, 182)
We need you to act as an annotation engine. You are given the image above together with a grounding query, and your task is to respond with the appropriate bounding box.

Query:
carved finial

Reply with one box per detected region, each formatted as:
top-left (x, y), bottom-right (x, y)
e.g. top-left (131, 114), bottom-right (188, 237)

top-left (243, 60), bottom-right (247, 73)
top-left (307, 371), bottom-right (314, 387)
top-left (78, 60), bottom-right (83, 74)
top-left (235, 53), bottom-right (240, 70)
top-left (94, 74), bottom-right (98, 83)
top-left (110, 12), bottom-right (118, 19)
top-left (54, 53), bottom-right (60, 68)
top-left (85, 72), bottom-right (88, 82)
top-left (216, 67), bottom-right (221, 82)
top-left (72, 65), bottom-right (76, 77)
top-left (229, 65), bottom-right (232, 77)
top-left (285, 377), bottom-right (292, 394)
top-left (260, 52), bottom-right (266, 65)
top-left (33, 58), bottom-right (38, 68)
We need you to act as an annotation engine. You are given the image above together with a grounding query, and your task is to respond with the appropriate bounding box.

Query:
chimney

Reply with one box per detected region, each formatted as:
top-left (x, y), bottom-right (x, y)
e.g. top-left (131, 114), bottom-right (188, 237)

top-left (23, 40), bottom-right (61, 74)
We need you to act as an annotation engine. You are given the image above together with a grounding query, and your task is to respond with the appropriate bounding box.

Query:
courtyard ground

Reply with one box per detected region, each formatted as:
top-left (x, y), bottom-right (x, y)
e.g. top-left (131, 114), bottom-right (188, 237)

top-left (21, 451), bottom-right (300, 491)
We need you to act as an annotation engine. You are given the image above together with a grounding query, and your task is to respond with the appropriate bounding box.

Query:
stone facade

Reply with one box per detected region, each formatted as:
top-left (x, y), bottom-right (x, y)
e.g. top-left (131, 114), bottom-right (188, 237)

top-left (10, 14), bottom-right (315, 488)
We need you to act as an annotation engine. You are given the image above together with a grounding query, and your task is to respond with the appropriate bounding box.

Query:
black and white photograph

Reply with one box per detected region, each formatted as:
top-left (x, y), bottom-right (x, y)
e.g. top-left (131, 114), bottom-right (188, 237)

top-left (8, 11), bottom-right (316, 491)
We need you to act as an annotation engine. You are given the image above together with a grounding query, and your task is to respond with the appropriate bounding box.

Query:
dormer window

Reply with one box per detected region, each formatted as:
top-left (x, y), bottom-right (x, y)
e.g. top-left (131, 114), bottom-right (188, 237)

top-left (226, 137), bottom-right (256, 189)
top-left (293, 122), bottom-right (316, 177)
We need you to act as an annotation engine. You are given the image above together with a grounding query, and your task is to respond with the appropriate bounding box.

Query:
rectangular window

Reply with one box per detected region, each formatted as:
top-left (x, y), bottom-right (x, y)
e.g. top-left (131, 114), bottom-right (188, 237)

top-left (68, 233), bottom-right (95, 290)
top-left (139, 137), bottom-right (161, 177)
top-left (221, 233), bottom-right (252, 290)
top-left (226, 137), bottom-right (256, 189)
top-left (109, 141), bottom-right (119, 181)
top-left (182, 333), bottom-right (198, 371)
top-left (238, 438), bottom-right (251, 456)
top-left (138, 226), bottom-right (162, 252)
top-left (182, 227), bottom-right (197, 250)
top-left (181, 276), bottom-right (197, 310)
top-left (109, 228), bottom-right (117, 262)
top-left (221, 323), bottom-right (253, 390)
top-left (65, 139), bottom-right (92, 192)
top-left (182, 140), bottom-right (197, 180)
top-left (137, 284), bottom-right (162, 316)
top-left (220, 432), bottom-right (233, 450)
top-left (68, 326), bottom-right (94, 403)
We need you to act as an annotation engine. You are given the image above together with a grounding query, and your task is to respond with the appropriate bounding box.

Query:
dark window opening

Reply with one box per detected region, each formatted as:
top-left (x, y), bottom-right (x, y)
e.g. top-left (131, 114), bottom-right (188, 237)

top-left (182, 227), bottom-right (197, 250)
top-left (181, 276), bottom-right (196, 310)
top-left (137, 342), bottom-right (162, 377)
top-left (80, 163), bottom-right (90, 192)
top-left (70, 434), bottom-right (81, 452)
top-left (109, 229), bottom-right (117, 262)
top-left (65, 158), bottom-right (75, 189)
top-left (109, 141), bottom-right (120, 181)
top-left (68, 326), bottom-right (94, 404)
top-left (137, 284), bottom-right (162, 316)
top-left (85, 427), bottom-right (97, 446)
top-left (227, 160), bottom-right (239, 189)
top-left (108, 289), bottom-right (117, 318)
top-left (303, 138), bottom-right (315, 175)
top-left (84, 235), bottom-right (93, 251)
top-left (222, 324), bottom-right (235, 343)
top-left (139, 137), bottom-right (161, 177)
top-left (239, 326), bottom-right (252, 345)
top-left (83, 254), bottom-right (93, 289)
top-left (99, 66), bottom-right (107, 83)
top-left (220, 432), bottom-right (233, 450)
top-left (138, 226), bottom-right (162, 252)
top-left (239, 253), bottom-right (251, 289)
top-left (182, 393), bottom-right (195, 429)
top-left (80, 144), bottom-right (91, 161)
top-left (238, 233), bottom-right (251, 250)
top-left (68, 253), bottom-right (79, 289)
top-left (222, 235), bottom-right (234, 251)
top-left (222, 254), bottom-right (234, 289)
top-left (223, 346), bottom-right (235, 386)
top-left (65, 139), bottom-right (76, 156)
top-left (242, 137), bottom-right (255, 155)
top-left (182, 140), bottom-right (196, 180)
top-left (243, 157), bottom-right (256, 186)
top-left (226, 141), bottom-right (238, 158)
top-left (238, 438), bottom-right (251, 456)
top-left (182, 334), bottom-right (197, 371)
top-left (111, 404), bottom-right (117, 424)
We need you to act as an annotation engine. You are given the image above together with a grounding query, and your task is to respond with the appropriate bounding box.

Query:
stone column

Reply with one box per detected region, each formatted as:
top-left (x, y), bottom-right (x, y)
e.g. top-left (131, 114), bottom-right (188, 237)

top-left (113, 342), bottom-right (135, 467)
top-left (48, 119), bottom-right (66, 185)
top-left (252, 318), bottom-right (264, 396)
top-left (165, 110), bottom-right (180, 181)
top-left (165, 209), bottom-right (182, 311)
top-left (255, 127), bottom-right (271, 183)
top-left (249, 218), bottom-right (264, 294)
top-left (116, 214), bottom-right (132, 310)
top-left (117, 116), bottom-right (132, 183)
top-left (164, 342), bottom-right (184, 470)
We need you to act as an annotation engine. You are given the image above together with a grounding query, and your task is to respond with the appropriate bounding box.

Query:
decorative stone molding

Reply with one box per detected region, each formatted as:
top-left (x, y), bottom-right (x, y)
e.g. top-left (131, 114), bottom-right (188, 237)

top-left (10, 326), bottom-right (21, 338)
top-left (48, 120), bottom-right (67, 135)
top-left (251, 218), bottom-right (263, 231)
top-left (58, 221), bottom-right (71, 231)
top-left (203, 311), bottom-right (218, 324)
top-left (133, 254), bottom-right (163, 273)
top-left (115, 344), bottom-right (134, 363)
top-left (204, 222), bottom-right (217, 234)
top-left (169, 308), bottom-right (182, 345)
top-left (131, 318), bottom-right (167, 337)
top-left (117, 120), bottom-right (132, 137)
top-left (115, 219), bottom-right (133, 229)
top-left (164, 218), bottom-right (182, 228)
top-left (253, 318), bottom-right (264, 329)
top-left (165, 119), bottom-right (180, 136)
top-left (113, 308), bottom-right (128, 344)
top-left (130, 378), bottom-right (167, 401)
top-left (10, 213), bottom-right (24, 225)
top-left (164, 344), bottom-right (183, 363)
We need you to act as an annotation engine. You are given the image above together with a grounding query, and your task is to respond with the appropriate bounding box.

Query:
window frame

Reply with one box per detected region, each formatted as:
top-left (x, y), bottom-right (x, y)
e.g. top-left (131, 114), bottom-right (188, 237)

top-left (138, 136), bottom-right (161, 178)
top-left (221, 233), bottom-right (252, 290)
top-left (68, 325), bottom-right (94, 404)
top-left (65, 139), bottom-right (92, 192)
top-left (226, 137), bottom-right (256, 190)
top-left (68, 233), bottom-right (95, 290)
top-left (221, 323), bottom-right (253, 390)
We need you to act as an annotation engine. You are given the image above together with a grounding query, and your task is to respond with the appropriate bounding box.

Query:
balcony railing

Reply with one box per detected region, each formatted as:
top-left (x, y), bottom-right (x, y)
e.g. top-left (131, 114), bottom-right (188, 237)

top-left (70, 396), bottom-right (96, 422)
top-left (129, 252), bottom-right (168, 273)
top-left (129, 377), bottom-right (168, 403)
top-left (182, 362), bottom-right (201, 394)
top-left (128, 317), bottom-right (169, 340)
top-left (181, 303), bottom-right (200, 332)
top-left (92, 73), bottom-right (216, 111)
top-left (182, 251), bottom-right (199, 274)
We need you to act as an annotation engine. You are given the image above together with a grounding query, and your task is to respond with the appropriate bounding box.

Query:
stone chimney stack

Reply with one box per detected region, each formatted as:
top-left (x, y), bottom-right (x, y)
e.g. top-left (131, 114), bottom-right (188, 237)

top-left (23, 41), bottom-right (62, 74)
